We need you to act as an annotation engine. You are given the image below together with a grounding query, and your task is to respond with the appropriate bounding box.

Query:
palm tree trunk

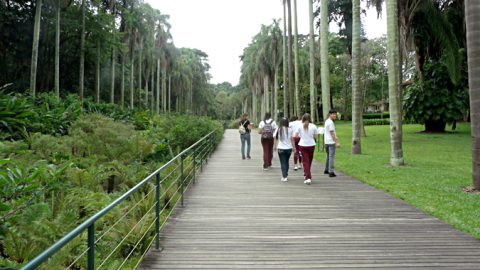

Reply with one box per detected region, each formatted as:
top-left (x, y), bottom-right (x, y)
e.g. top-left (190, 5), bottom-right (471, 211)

top-left (156, 59), bottom-right (160, 114)
top-left (308, 0), bottom-right (315, 123)
top-left (162, 68), bottom-right (167, 112)
top-left (79, 0), bottom-right (86, 103)
top-left (282, 0), bottom-right (288, 118)
top-left (252, 87), bottom-right (257, 124)
top-left (465, 0), bottom-right (480, 189)
top-left (130, 56), bottom-right (134, 109)
top-left (264, 75), bottom-right (270, 113)
top-left (138, 38), bottom-right (142, 103)
top-left (168, 74), bottom-right (172, 112)
top-left (121, 54), bottom-right (125, 108)
top-left (293, 0), bottom-right (300, 116)
top-left (274, 68), bottom-right (278, 120)
top-left (287, 0), bottom-right (294, 117)
top-left (110, 48), bottom-right (116, 103)
top-left (54, 0), bottom-right (60, 98)
top-left (30, 0), bottom-right (42, 97)
top-left (320, 0), bottom-right (331, 121)
top-left (351, 0), bottom-right (362, 154)
top-left (386, 0), bottom-right (404, 166)
top-left (95, 42), bottom-right (100, 103)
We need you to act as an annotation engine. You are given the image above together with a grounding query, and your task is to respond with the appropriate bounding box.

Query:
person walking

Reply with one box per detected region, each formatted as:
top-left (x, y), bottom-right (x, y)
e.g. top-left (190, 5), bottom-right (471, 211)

top-left (294, 113), bottom-right (318, 185)
top-left (274, 118), bottom-right (294, 182)
top-left (239, 113), bottom-right (253, 160)
top-left (258, 112), bottom-right (277, 170)
top-left (324, 109), bottom-right (340, 177)
top-left (289, 116), bottom-right (303, 171)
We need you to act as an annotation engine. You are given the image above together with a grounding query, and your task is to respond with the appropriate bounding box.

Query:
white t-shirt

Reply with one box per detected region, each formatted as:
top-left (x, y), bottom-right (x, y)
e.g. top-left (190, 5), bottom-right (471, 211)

top-left (259, 119), bottom-right (278, 130)
top-left (289, 120), bottom-right (302, 135)
top-left (274, 127), bottom-right (293, 149)
top-left (295, 123), bottom-right (318, 147)
top-left (324, 118), bottom-right (336, 145)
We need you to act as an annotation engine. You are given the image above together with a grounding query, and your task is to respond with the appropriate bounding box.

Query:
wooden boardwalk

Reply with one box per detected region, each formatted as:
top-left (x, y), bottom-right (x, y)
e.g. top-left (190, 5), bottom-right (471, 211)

top-left (140, 130), bottom-right (480, 269)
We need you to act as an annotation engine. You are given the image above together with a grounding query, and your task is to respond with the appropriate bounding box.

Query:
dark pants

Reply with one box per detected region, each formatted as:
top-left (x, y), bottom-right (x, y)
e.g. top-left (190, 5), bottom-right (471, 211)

top-left (300, 146), bottom-right (315, 180)
top-left (293, 137), bottom-right (302, 165)
top-left (261, 137), bottom-right (274, 168)
top-left (278, 149), bottom-right (292, 178)
top-left (325, 144), bottom-right (336, 173)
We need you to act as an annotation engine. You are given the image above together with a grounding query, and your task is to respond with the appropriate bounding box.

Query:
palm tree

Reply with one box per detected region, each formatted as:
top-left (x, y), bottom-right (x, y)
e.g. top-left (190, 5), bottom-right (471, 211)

top-left (308, 0), bottom-right (316, 123)
top-left (30, 0), bottom-right (42, 97)
top-left (386, 0), bottom-right (404, 166)
top-left (320, 0), bottom-right (331, 120)
top-left (282, 0), bottom-right (288, 117)
top-left (351, 0), bottom-right (362, 154)
top-left (79, 0), bottom-right (86, 103)
top-left (465, 0), bottom-right (480, 189)
top-left (293, 0), bottom-right (300, 116)
top-left (287, 0), bottom-right (294, 117)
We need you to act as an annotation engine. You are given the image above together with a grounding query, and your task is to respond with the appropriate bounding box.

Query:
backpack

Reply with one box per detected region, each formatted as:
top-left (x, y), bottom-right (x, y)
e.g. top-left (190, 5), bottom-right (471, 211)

top-left (261, 120), bottom-right (274, 139)
top-left (239, 121), bottom-right (247, 134)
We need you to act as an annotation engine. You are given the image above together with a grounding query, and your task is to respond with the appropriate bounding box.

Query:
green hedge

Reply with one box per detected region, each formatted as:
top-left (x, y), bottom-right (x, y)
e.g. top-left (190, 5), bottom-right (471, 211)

top-left (363, 118), bottom-right (416, 126)
top-left (363, 112), bottom-right (390, 119)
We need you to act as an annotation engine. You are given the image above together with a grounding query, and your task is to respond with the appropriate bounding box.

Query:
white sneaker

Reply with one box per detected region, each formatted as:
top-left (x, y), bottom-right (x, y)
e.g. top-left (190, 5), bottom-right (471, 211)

top-left (281, 177), bottom-right (288, 182)
top-left (304, 179), bottom-right (311, 185)
top-left (263, 168), bottom-right (268, 171)
top-left (294, 166), bottom-right (298, 171)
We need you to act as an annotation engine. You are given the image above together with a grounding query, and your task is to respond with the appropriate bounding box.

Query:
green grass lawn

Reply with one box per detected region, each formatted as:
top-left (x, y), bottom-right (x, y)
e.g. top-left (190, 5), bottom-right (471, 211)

top-left (314, 122), bottom-right (480, 239)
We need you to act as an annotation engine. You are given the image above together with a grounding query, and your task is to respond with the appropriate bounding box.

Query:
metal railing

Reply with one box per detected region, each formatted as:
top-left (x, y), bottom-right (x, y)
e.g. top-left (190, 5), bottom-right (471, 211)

top-left (21, 131), bottom-right (219, 270)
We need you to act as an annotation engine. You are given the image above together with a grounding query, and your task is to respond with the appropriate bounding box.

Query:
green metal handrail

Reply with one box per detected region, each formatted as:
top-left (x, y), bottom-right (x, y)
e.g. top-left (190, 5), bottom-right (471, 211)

top-left (21, 131), bottom-right (218, 270)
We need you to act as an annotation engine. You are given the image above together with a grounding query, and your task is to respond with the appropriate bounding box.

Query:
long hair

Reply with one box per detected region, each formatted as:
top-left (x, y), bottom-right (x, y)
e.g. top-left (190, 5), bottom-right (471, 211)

top-left (263, 112), bottom-right (272, 122)
top-left (289, 115), bottom-right (298, 122)
top-left (278, 117), bottom-right (289, 140)
top-left (302, 113), bottom-right (311, 131)
top-left (240, 113), bottom-right (248, 124)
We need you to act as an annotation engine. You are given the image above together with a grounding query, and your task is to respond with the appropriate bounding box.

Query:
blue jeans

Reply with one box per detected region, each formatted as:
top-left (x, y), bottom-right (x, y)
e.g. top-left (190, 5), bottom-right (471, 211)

top-left (240, 133), bottom-right (251, 158)
top-left (277, 149), bottom-right (292, 178)
top-left (325, 144), bottom-right (336, 173)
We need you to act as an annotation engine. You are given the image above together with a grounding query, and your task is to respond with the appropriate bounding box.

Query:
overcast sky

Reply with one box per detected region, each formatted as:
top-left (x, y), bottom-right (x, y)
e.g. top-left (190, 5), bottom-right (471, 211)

top-left (146, 0), bottom-right (386, 86)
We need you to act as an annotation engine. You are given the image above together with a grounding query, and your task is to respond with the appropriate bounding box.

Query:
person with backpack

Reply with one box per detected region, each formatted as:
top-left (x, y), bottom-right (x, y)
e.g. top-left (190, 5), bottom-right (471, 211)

top-left (274, 117), bottom-right (294, 182)
top-left (289, 116), bottom-right (303, 171)
top-left (294, 113), bottom-right (318, 185)
top-left (239, 113), bottom-right (253, 160)
top-left (258, 112), bottom-right (277, 170)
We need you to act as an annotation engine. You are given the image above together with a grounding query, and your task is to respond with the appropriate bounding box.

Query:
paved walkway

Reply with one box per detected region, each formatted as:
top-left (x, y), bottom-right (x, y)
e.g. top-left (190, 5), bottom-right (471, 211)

top-left (140, 129), bottom-right (480, 269)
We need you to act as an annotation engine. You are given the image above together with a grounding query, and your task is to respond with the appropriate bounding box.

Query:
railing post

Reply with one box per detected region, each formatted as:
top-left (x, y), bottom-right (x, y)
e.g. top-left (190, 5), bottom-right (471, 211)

top-left (180, 154), bottom-right (184, 207)
top-left (155, 173), bottom-right (160, 249)
top-left (193, 145), bottom-right (196, 184)
top-left (87, 224), bottom-right (95, 270)
top-left (200, 141), bottom-right (204, 172)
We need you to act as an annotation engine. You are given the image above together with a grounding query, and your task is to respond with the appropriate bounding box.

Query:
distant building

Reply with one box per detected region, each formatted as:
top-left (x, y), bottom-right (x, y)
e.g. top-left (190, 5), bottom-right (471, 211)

top-left (366, 100), bottom-right (389, 113)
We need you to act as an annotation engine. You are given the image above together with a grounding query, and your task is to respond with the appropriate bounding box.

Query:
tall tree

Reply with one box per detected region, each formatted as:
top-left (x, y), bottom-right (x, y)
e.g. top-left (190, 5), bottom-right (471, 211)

top-left (465, 0), bottom-right (480, 189)
top-left (308, 0), bottom-right (316, 122)
top-left (351, 0), bottom-right (362, 154)
top-left (386, 0), bottom-right (404, 166)
top-left (79, 0), bottom-right (86, 103)
top-left (54, 0), bottom-right (61, 98)
top-left (287, 0), bottom-right (294, 117)
top-left (320, 0), bottom-right (331, 120)
top-left (283, 0), bottom-right (289, 117)
top-left (293, 0), bottom-right (300, 116)
top-left (30, 0), bottom-right (43, 97)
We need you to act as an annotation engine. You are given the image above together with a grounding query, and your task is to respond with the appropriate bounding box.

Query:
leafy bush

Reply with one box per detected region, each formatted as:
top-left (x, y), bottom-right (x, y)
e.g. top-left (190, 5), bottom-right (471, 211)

top-left (0, 92), bottom-right (35, 139)
top-left (403, 60), bottom-right (469, 132)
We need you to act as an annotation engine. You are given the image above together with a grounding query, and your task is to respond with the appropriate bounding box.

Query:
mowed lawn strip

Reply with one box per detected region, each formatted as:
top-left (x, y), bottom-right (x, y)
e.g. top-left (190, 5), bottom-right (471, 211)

top-left (314, 122), bottom-right (480, 239)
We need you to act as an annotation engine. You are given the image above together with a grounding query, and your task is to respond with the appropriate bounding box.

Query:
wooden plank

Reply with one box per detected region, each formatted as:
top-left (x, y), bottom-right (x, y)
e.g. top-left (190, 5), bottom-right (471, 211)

top-left (139, 130), bottom-right (480, 269)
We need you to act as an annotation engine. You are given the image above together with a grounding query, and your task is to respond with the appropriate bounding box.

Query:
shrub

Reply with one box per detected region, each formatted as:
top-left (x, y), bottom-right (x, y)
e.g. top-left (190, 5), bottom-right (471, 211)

top-left (363, 112), bottom-right (390, 119)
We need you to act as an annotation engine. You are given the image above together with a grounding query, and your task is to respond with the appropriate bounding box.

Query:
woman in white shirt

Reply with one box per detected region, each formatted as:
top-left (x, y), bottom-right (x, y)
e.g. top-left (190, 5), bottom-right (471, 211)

top-left (294, 113), bottom-right (318, 185)
top-left (258, 112), bottom-right (277, 170)
top-left (274, 118), bottom-right (294, 182)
